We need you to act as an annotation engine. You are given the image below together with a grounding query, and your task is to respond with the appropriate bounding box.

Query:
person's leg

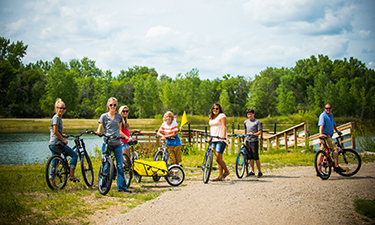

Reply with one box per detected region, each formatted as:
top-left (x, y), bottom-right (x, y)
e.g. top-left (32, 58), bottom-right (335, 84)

top-left (252, 141), bottom-right (261, 172)
top-left (114, 145), bottom-right (130, 192)
top-left (63, 145), bottom-right (80, 182)
top-left (168, 146), bottom-right (177, 165)
top-left (214, 142), bottom-right (229, 177)
top-left (175, 145), bottom-right (182, 165)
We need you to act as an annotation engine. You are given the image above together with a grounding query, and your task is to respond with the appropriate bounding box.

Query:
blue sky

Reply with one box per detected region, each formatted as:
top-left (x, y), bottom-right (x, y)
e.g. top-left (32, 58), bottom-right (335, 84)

top-left (1, 0), bottom-right (374, 80)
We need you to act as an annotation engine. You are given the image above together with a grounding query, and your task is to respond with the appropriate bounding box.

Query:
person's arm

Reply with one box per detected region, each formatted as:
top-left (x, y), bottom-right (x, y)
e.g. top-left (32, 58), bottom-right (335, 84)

top-left (96, 123), bottom-right (103, 135)
top-left (334, 125), bottom-right (342, 135)
top-left (53, 125), bottom-right (68, 145)
top-left (220, 116), bottom-right (227, 140)
top-left (119, 122), bottom-right (129, 139)
top-left (319, 125), bottom-right (325, 137)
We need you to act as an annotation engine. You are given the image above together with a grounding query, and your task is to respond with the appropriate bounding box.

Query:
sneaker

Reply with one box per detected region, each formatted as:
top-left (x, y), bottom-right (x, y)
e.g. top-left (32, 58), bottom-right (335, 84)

top-left (334, 166), bottom-right (346, 173)
top-left (316, 171), bottom-right (324, 177)
top-left (257, 171), bottom-right (263, 178)
top-left (246, 171), bottom-right (255, 177)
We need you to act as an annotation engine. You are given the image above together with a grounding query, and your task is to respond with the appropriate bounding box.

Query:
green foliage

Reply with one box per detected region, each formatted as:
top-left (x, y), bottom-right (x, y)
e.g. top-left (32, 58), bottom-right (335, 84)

top-left (1, 37), bottom-right (375, 120)
top-left (353, 123), bottom-right (375, 152)
top-left (354, 197), bottom-right (375, 220)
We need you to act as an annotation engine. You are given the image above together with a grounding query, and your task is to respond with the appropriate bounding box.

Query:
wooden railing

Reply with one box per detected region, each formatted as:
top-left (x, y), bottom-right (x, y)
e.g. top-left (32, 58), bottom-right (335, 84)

top-left (229, 122), bottom-right (355, 151)
top-left (309, 122), bottom-right (356, 150)
top-left (129, 122), bottom-right (356, 156)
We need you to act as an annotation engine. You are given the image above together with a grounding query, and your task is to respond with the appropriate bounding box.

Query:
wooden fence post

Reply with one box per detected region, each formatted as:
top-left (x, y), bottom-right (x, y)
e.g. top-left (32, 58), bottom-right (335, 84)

top-left (351, 122), bottom-right (356, 149)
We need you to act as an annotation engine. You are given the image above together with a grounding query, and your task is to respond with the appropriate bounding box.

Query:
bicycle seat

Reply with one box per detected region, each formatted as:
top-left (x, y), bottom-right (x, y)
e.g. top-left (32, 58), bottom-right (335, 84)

top-left (128, 140), bottom-right (138, 145)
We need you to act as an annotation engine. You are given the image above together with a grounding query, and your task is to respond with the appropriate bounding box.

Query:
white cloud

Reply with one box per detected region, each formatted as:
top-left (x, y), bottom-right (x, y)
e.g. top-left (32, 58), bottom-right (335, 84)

top-left (1, 0), bottom-right (374, 79)
top-left (5, 19), bottom-right (26, 36)
top-left (146, 26), bottom-right (175, 38)
top-left (359, 30), bottom-right (371, 39)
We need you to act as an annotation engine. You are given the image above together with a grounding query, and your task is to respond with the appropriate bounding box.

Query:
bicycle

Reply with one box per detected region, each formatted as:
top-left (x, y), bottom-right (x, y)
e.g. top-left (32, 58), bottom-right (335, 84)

top-left (152, 135), bottom-right (176, 182)
top-left (198, 133), bottom-right (225, 183)
top-left (93, 133), bottom-right (132, 195)
top-left (314, 134), bottom-right (361, 180)
top-left (45, 129), bottom-right (95, 190)
top-left (229, 134), bottom-right (250, 178)
top-left (127, 131), bottom-right (141, 183)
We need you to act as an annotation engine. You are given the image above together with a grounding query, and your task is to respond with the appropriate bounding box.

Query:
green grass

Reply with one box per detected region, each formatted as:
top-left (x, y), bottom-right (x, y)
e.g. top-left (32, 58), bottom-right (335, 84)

top-left (354, 197), bottom-right (375, 223)
top-left (1, 146), bottom-right (375, 224)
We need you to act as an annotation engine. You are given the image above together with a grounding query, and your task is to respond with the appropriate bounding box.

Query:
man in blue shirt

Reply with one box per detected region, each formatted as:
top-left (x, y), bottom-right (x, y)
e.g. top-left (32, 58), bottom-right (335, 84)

top-left (318, 103), bottom-right (345, 173)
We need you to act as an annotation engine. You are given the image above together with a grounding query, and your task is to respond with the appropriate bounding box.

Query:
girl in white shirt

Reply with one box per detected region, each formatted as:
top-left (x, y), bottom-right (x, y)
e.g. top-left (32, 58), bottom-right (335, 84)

top-left (209, 103), bottom-right (230, 181)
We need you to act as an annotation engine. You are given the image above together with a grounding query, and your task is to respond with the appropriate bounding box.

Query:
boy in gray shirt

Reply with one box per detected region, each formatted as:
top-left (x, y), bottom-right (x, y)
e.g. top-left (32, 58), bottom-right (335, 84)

top-left (244, 108), bottom-right (263, 178)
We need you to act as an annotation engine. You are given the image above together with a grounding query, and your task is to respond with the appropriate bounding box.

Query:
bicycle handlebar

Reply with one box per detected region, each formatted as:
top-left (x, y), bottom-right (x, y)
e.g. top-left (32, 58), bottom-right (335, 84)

top-left (65, 129), bottom-right (95, 139)
top-left (152, 134), bottom-right (176, 140)
top-left (198, 133), bottom-right (226, 140)
top-left (92, 132), bottom-right (125, 140)
top-left (228, 134), bottom-right (249, 138)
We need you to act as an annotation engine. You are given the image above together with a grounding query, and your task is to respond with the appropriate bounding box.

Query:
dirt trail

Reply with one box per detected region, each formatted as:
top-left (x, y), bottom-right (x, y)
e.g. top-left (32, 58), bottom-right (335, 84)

top-left (103, 163), bottom-right (375, 225)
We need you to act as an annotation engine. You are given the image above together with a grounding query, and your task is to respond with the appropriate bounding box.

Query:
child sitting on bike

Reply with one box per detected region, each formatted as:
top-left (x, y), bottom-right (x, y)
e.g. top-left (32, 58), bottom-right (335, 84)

top-left (157, 111), bottom-right (182, 166)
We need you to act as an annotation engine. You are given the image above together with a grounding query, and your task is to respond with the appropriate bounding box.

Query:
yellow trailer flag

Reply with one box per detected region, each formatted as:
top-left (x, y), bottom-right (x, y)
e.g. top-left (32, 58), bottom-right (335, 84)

top-left (181, 111), bottom-right (188, 127)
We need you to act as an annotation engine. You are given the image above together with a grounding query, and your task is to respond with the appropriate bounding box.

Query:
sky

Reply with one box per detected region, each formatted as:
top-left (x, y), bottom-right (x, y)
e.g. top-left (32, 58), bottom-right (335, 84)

top-left (0, 0), bottom-right (374, 80)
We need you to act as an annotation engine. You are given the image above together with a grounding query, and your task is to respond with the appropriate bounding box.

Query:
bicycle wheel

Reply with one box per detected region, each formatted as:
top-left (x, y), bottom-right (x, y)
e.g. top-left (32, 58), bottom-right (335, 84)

top-left (131, 152), bottom-right (142, 183)
top-left (203, 150), bottom-right (213, 183)
top-left (235, 150), bottom-right (246, 179)
top-left (337, 148), bottom-right (361, 176)
top-left (123, 153), bottom-right (132, 188)
top-left (98, 157), bottom-right (114, 195)
top-left (152, 150), bottom-right (163, 182)
top-left (45, 155), bottom-right (68, 190)
top-left (80, 152), bottom-right (94, 187)
top-left (165, 165), bottom-right (185, 186)
top-left (314, 150), bottom-right (331, 180)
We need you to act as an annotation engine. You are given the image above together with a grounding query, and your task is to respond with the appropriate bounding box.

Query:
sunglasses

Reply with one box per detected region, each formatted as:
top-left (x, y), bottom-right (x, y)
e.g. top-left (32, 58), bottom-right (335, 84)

top-left (122, 110), bottom-right (129, 113)
top-left (109, 104), bottom-right (117, 107)
top-left (212, 107), bottom-right (219, 110)
top-left (57, 107), bottom-right (66, 110)
top-left (325, 107), bottom-right (332, 110)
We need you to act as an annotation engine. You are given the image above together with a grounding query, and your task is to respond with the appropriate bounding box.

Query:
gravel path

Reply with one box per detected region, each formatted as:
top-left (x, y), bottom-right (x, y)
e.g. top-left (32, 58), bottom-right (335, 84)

top-left (106, 163), bottom-right (375, 225)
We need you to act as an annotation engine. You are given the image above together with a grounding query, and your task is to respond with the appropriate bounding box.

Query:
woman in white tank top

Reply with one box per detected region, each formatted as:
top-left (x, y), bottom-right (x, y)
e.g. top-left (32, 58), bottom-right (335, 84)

top-left (209, 103), bottom-right (230, 181)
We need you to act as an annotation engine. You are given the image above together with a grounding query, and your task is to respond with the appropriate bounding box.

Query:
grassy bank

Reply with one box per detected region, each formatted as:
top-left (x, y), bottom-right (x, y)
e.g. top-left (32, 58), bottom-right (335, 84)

top-left (1, 147), bottom-right (375, 225)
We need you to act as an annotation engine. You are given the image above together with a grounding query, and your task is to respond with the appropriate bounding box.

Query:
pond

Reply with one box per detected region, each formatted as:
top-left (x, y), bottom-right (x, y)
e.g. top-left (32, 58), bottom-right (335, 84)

top-left (0, 124), bottom-right (368, 166)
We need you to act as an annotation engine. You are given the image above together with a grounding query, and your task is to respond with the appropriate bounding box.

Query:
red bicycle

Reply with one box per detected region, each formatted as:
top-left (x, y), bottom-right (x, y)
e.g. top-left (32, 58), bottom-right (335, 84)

top-left (314, 135), bottom-right (361, 180)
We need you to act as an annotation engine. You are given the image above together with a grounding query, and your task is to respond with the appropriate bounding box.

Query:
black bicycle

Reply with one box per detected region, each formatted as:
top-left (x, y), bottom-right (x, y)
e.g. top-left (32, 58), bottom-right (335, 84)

top-left (198, 133), bottom-right (224, 183)
top-left (93, 133), bottom-right (131, 195)
top-left (127, 131), bottom-right (141, 183)
top-left (314, 134), bottom-right (361, 180)
top-left (229, 134), bottom-right (250, 178)
top-left (45, 130), bottom-right (95, 190)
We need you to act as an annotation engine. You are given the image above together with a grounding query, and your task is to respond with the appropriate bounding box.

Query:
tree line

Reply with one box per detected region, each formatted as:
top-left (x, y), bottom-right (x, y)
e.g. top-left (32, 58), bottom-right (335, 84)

top-left (1, 37), bottom-right (374, 120)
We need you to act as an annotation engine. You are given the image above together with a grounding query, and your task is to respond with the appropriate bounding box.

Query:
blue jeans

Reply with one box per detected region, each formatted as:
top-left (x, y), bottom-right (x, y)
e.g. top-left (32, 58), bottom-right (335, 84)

top-left (48, 144), bottom-right (78, 179)
top-left (49, 144), bottom-right (78, 168)
top-left (212, 141), bottom-right (226, 154)
top-left (102, 143), bottom-right (128, 191)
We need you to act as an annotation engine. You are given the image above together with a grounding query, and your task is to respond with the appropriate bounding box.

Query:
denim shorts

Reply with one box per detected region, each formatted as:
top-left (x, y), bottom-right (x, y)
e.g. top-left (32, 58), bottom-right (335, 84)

top-left (212, 141), bottom-right (226, 154)
top-left (122, 143), bottom-right (129, 150)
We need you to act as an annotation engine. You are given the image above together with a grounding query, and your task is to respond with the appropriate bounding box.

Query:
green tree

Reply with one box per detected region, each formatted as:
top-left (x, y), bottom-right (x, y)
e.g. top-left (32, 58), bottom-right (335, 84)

top-left (40, 57), bottom-right (79, 117)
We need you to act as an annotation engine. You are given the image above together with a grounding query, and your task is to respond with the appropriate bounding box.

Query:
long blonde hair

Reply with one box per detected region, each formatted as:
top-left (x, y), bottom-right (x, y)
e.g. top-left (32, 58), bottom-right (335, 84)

top-left (54, 98), bottom-right (65, 113)
top-left (106, 97), bottom-right (118, 111)
top-left (118, 105), bottom-right (129, 128)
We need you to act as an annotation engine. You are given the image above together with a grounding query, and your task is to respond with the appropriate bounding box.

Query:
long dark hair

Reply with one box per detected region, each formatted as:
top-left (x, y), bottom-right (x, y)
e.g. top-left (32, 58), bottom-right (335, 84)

top-left (209, 103), bottom-right (224, 120)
